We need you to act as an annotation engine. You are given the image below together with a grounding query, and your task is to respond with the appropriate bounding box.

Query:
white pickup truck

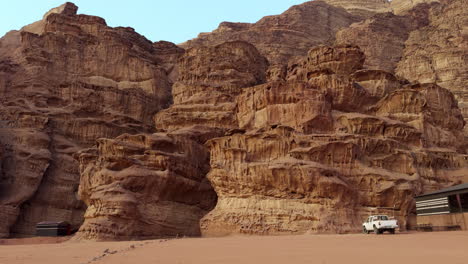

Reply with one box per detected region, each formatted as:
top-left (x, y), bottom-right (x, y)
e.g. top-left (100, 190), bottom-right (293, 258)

top-left (362, 215), bottom-right (398, 234)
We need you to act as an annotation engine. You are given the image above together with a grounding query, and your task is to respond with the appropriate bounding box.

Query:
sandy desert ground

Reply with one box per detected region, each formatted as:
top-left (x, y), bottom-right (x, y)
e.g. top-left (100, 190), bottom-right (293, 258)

top-left (0, 231), bottom-right (467, 264)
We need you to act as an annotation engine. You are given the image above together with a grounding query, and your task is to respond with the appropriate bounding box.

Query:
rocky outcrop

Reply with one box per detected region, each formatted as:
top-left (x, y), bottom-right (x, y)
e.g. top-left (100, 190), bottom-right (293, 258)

top-left (0, 3), bottom-right (180, 237)
top-left (181, 1), bottom-right (360, 66)
top-left (334, 0), bottom-right (467, 139)
top-left (236, 81), bottom-right (334, 133)
top-left (75, 127), bottom-right (218, 240)
top-left (396, 0), bottom-right (468, 137)
top-left (287, 45), bottom-right (373, 112)
top-left (322, 0), bottom-right (391, 18)
top-left (391, 0), bottom-right (441, 14)
top-left (335, 5), bottom-right (433, 73)
top-left (76, 3), bottom-right (467, 236)
top-left (75, 40), bottom-right (268, 240)
top-left (1, 0), bottom-right (466, 240)
top-left (155, 41), bottom-right (268, 131)
top-left (201, 45), bottom-right (467, 236)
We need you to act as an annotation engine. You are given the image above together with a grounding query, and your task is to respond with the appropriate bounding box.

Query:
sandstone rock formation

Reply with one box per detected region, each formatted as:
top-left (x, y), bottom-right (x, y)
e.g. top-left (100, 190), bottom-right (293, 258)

top-left (335, 5), bottom-right (432, 73)
top-left (0, 2), bottom-right (181, 237)
top-left (395, 0), bottom-right (468, 137)
top-left (332, 0), bottom-right (468, 146)
top-left (201, 45), bottom-right (467, 236)
top-left (74, 41), bottom-right (268, 240)
top-left (155, 41), bottom-right (268, 131)
top-left (322, 0), bottom-right (391, 18)
top-left (0, 0), bottom-right (466, 240)
top-left (77, 44), bottom-right (467, 238)
top-left (391, 0), bottom-right (441, 14)
top-left (181, 1), bottom-right (360, 66)
top-left (75, 129), bottom-right (218, 240)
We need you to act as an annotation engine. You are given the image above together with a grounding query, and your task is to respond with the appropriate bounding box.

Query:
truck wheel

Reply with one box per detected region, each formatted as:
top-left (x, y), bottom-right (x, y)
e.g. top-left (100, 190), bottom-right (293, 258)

top-left (390, 229), bottom-right (395, 234)
top-left (374, 226), bottom-right (380, 235)
top-left (362, 226), bottom-right (371, 235)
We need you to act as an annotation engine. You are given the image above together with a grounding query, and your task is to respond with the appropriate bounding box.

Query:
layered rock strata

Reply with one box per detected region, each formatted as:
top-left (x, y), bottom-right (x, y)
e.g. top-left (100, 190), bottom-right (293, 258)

top-left (77, 43), bottom-right (467, 238)
top-left (322, 0), bottom-right (391, 18)
top-left (391, 0), bottom-right (441, 14)
top-left (0, 0), bottom-right (466, 240)
top-left (75, 40), bottom-right (268, 240)
top-left (396, 0), bottom-right (468, 137)
top-left (181, 1), bottom-right (360, 66)
top-left (335, 5), bottom-right (433, 73)
top-left (75, 128), bottom-right (218, 240)
top-left (201, 45), bottom-right (467, 236)
top-left (0, 3), bottom-right (180, 237)
top-left (155, 41), bottom-right (268, 131)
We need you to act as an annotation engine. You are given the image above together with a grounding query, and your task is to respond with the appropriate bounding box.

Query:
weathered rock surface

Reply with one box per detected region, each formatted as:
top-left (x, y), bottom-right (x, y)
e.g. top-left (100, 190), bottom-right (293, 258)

top-left (335, 5), bottom-right (432, 73)
top-left (75, 128), bottom-right (218, 240)
top-left (0, 0), bottom-right (466, 240)
top-left (75, 40), bottom-right (267, 240)
top-left (396, 0), bottom-right (468, 137)
top-left (332, 0), bottom-right (468, 144)
top-left (155, 41), bottom-right (268, 131)
top-left (0, 3), bottom-right (181, 237)
top-left (201, 45), bottom-right (467, 236)
top-left (391, 0), bottom-right (441, 15)
top-left (322, 0), bottom-right (391, 18)
top-left (181, 1), bottom-right (360, 66)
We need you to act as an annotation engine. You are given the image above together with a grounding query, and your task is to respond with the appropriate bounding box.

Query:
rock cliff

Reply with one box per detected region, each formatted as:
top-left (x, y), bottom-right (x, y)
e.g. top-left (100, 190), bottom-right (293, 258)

top-left (74, 41), bottom-right (267, 240)
top-left (75, 129), bottom-right (218, 240)
top-left (155, 41), bottom-right (268, 131)
top-left (77, 43), bottom-right (466, 239)
top-left (322, 0), bottom-right (391, 18)
top-left (335, 4), bottom-right (433, 73)
top-left (0, 0), bottom-right (466, 239)
top-left (0, 2), bottom-right (181, 237)
top-left (201, 45), bottom-right (466, 236)
top-left (181, 1), bottom-right (360, 66)
top-left (395, 0), bottom-right (468, 138)
top-left (390, 0), bottom-right (441, 14)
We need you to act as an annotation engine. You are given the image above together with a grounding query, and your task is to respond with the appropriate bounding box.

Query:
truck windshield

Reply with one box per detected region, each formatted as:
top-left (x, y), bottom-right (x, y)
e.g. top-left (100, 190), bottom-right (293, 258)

top-left (379, 216), bottom-right (388, 220)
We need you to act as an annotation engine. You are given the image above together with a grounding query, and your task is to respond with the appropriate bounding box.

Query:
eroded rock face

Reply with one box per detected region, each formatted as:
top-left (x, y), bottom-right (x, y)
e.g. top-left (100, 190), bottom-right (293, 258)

top-left (335, 6), bottom-right (432, 73)
top-left (322, 0), bottom-right (391, 18)
top-left (287, 45), bottom-right (372, 112)
top-left (201, 45), bottom-right (467, 236)
top-left (75, 127), bottom-right (218, 240)
top-left (373, 83), bottom-right (465, 150)
top-left (1, 0), bottom-right (466, 240)
top-left (391, 0), bottom-right (441, 14)
top-left (155, 41), bottom-right (268, 131)
top-left (181, 1), bottom-right (360, 66)
top-left (236, 81), bottom-right (334, 133)
top-left (0, 3), bottom-right (180, 237)
top-left (75, 40), bottom-right (268, 240)
top-left (396, 0), bottom-right (468, 137)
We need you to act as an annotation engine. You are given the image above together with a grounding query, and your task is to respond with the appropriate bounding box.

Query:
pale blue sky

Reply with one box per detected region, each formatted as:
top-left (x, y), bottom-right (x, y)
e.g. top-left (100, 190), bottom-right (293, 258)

top-left (0, 0), bottom-right (309, 44)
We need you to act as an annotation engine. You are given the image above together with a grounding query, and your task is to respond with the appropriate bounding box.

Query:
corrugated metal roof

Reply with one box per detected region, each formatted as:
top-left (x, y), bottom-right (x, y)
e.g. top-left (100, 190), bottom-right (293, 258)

top-left (415, 183), bottom-right (468, 198)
